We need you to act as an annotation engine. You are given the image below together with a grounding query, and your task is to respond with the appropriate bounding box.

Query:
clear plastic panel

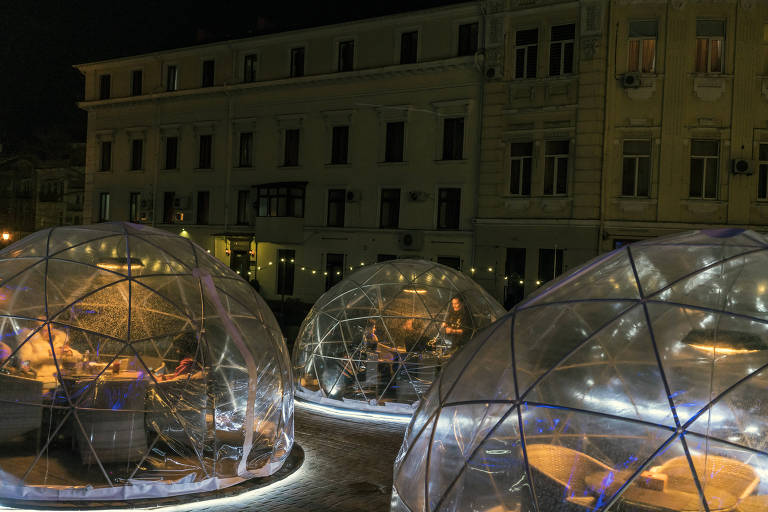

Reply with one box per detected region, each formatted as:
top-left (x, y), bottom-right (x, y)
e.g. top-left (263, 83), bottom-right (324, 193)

top-left (44, 259), bottom-right (126, 318)
top-left (528, 305), bottom-right (674, 426)
top-left (514, 301), bottom-right (637, 397)
top-left (0, 261), bottom-right (47, 321)
top-left (394, 414), bottom-right (435, 512)
top-left (0, 229), bottom-right (50, 259)
top-left (51, 280), bottom-right (130, 341)
top-left (47, 227), bottom-right (122, 257)
top-left (648, 302), bottom-right (768, 425)
top-left (523, 404), bottom-right (673, 511)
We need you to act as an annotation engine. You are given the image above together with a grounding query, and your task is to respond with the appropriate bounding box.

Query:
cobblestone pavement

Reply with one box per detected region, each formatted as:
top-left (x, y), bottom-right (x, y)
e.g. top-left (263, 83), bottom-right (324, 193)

top-left (194, 403), bottom-right (407, 512)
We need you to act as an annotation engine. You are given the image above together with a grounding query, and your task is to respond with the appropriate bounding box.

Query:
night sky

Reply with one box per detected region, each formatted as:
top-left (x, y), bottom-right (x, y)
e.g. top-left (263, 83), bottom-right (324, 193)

top-left (0, 0), bottom-right (466, 156)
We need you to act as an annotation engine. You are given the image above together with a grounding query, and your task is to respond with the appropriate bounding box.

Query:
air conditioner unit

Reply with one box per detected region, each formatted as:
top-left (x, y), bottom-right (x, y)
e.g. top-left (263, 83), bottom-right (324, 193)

top-left (398, 231), bottom-right (424, 251)
top-left (408, 190), bottom-right (427, 202)
top-left (621, 73), bottom-right (642, 89)
top-left (173, 196), bottom-right (190, 209)
top-left (346, 190), bottom-right (361, 202)
top-left (732, 159), bottom-right (753, 175)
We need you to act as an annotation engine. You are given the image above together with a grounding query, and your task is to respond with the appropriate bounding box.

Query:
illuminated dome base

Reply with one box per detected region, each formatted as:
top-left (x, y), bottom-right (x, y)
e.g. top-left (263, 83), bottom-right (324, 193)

top-left (292, 259), bottom-right (504, 416)
top-left (0, 223), bottom-right (293, 501)
top-left (393, 229), bottom-right (768, 512)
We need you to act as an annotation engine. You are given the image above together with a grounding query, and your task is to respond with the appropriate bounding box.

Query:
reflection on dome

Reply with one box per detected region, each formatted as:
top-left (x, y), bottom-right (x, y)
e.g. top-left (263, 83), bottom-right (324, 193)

top-left (292, 259), bottom-right (504, 415)
top-left (0, 223), bottom-right (293, 501)
top-left (392, 229), bottom-right (768, 512)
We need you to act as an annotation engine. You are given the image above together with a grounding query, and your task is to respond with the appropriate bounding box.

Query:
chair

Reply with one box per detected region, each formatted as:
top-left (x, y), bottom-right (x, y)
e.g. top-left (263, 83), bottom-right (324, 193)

top-left (526, 444), bottom-right (614, 510)
top-left (0, 373), bottom-right (43, 442)
top-left (655, 454), bottom-right (759, 502)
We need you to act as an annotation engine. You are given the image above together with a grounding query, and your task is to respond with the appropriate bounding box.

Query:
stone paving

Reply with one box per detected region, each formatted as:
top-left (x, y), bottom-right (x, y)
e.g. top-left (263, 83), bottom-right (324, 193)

top-left (193, 403), bottom-right (408, 512)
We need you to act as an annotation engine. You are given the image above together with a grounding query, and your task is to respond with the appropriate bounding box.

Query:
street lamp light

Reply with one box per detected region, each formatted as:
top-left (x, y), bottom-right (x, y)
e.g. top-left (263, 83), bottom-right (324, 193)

top-left (1, 232), bottom-right (9, 242)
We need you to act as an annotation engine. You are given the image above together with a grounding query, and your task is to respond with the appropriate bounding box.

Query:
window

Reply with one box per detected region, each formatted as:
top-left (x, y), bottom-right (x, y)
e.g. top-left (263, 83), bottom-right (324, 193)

top-left (277, 249), bottom-right (295, 296)
top-left (166, 64), bottom-right (178, 91)
top-left (284, 129), bottom-right (300, 166)
top-left (380, 188), bottom-right (400, 228)
top-left (505, 248), bottom-right (526, 308)
top-left (628, 20), bottom-right (657, 73)
top-left (515, 29), bottom-right (538, 79)
top-left (325, 253), bottom-right (345, 290)
top-left (385, 121), bottom-right (405, 162)
top-left (622, 140), bottom-right (651, 197)
top-left (239, 132), bottom-right (253, 167)
top-left (99, 74), bottom-right (111, 100)
top-left (196, 191), bottom-right (210, 225)
top-left (437, 256), bottom-right (461, 270)
top-left (442, 117), bottom-right (464, 160)
top-left (458, 22), bottom-right (478, 56)
top-left (129, 192), bottom-right (140, 223)
top-left (696, 20), bottom-right (724, 73)
top-left (164, 136), bottom-right (178, 169)
top-left (290, 47), bottom-right (305, 77)
top-left (437, 188), bottom-right (460, 229)
top-left (509, 142), bottom-right (533, 195)
top-left (201, 59), bottom-right (215, 87)
top-left (549, 24), bottom-right (575, 76)
top-left (236, 190), bottom-right (249, 224)
top-left (538, 248), bottom-right (564, 284)
top-left (131, 70), bottom-right (142, 96)
top-left (327, 189), bottom-right (346, 227)
top-left (338, 40), bottom-right (354, 72)
top-left (243, 54), bottom-right (258, 82)
top-left (198, 134), bottom-right (212, 169)
top-left (98, 192), bottom-right (110, 222)
top-left (256, 182), bottom-right (305, 217)
top-left (99, 141), bottom-right (112, 171)
top-left (689, 139), bottom-right (719, 199)
top-left (331, 126), bottom-right (349, 164)
top-left (759, 144), bottom-right (768, 200)
top-left (130, 139), bottom-right (143, 171)
top-left (163, 191), bottom-right (175, 224)
top-left (544, 140), bottom-right (569, 195)
top-left (400, 31), bottom-right (418, 64)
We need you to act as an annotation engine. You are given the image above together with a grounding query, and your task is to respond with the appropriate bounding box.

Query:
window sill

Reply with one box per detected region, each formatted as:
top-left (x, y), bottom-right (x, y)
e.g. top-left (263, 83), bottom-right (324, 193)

top-left (377, 160), bottom-right (408, 166)
top-left (435, 159), bottom-right (467, 164)
top-left (279, 165), bottom-right (301, 169)
top-left (195, 168), bottom-right (214, 172)
top-left (681, 198), bottom-right (725, 214)
top-left (129, 169), bottom-right (145, 173)
top-left (161, 168), bottom-right (180, 172)
top-left (235, 165), bottom-right (254, 170)
top-left (325, 163), bottom-right (351, 168)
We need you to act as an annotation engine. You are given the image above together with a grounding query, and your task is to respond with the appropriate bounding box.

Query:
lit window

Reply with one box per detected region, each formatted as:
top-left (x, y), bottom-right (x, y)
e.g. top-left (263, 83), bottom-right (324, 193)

top-left (628, 20), bottom-right (657, 73)
top-left (695, 20), bottom-right (724, 73)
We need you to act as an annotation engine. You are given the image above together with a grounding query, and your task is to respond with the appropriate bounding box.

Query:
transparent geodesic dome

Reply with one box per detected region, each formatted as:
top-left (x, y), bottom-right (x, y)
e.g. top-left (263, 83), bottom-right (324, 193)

top-left (393, 229), bottom-right (768, 512)
top-left (293, 259), bottom-right (504, 415)
top-left (0, 223), bottom-right (293, 501)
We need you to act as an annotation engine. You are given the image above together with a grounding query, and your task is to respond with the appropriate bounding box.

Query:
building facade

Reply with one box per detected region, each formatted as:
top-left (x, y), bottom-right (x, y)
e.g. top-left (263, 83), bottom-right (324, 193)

top-left (76, 3), bottom-right (485, 304)
top-left (77, 0), bottom-right (768, 308)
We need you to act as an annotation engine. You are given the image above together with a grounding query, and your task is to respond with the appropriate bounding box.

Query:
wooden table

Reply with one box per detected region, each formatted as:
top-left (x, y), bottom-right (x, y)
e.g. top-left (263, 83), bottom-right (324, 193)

top-left (586, 470), bottom-right (738, 512)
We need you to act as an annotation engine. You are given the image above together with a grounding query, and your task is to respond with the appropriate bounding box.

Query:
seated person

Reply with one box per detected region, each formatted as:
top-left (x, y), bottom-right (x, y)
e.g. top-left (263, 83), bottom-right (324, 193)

top-left (16, 327), bottom-right (81, 386)
top-left (437, 296), bottom-right (471, 356)
top-left (161, 335), bottom-right (202, 381)
top-left (0, 341), bottom-right (11, 363)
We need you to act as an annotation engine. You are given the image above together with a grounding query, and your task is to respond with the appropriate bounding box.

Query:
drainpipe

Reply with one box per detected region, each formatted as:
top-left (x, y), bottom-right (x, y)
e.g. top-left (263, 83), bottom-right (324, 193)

top-left (597, 2), bottom-right (613, 255)
top-left (472, 1), bottom-right (487, 286)
top-left (223, 90), bottom-right (233, 242)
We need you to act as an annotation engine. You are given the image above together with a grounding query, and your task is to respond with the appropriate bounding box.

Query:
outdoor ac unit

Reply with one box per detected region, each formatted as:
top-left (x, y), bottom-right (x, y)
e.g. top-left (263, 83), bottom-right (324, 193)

top-left (346, 190), bottom-right (361, 202)
top-left (622, 73), bottom-right (641, 89)
top-left (398, 231), bottom-right (424, 251)
top-left (408, 190), bottom-right (427, 202)
top-left (173, 196), bottom-right (190, 209)
top-left (732, 159), bottom-right (753, 175)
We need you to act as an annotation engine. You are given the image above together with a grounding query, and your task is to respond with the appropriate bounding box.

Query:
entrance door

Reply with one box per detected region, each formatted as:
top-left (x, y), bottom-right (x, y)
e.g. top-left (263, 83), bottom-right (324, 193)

top-left (230, 250), bottom-right (249, 279)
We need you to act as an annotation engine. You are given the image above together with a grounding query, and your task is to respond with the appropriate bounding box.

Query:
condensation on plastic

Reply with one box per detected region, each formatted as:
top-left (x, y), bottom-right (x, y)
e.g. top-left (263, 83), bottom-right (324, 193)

top-left (292, 259), bottom-right (505, 413)
top-left (0, 223), bottom-right (293, 501)
top-left (392, 229), bottom-right (768, 512)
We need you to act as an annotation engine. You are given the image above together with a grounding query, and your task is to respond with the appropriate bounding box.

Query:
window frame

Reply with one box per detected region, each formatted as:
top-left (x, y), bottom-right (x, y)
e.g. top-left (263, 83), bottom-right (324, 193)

top-left (758, 143), bottom-right (768, 200)
top-left (436, 187), bottom-right (461, 230)
top-left (290, 47), bottom-right (305, 77)
top-left (129, 192), bottom-right (140, 223)
top-left (164, 136), bottom-right (178, 170)
top-left (621, 139), bottom-right (652, 198)
top-left (627, 20), bottom-right (658, 73)
top-left (236, 190), bottom-right (250, 225)
top-left (239, 131), bottom-right (254, 168)
top-left (243, 53), bottom-right (258, 83)
top-left (549, 23), bottom-right (576, 76)
top-left (337, 39), bottom-right (355, 72)
top-left (543, 140), bottom-right (570, 196)
top-left (326, 188), bottom-right (346, 227)
top-left (515, 28), bottom-right (539, 79)
top-left (689, 139), bottom-right (720, 199)
top-left (166, 64), bottom-right (178, 91)
top-left (379, 188), bottom-right (401, 229)
top-left (442, 117), bottom-right (465, 161)
top-left (385, 121), bottom-right (406, 163)
top-left (283, 128), bottom-right (300, 167)
top-left (99, 74), bottom-right (111, 100)
top-left (198, 134), bottom-right (213, 169)
top-left (98, 192), bottom-right (110, 222)
top-left (196, 190), bottom-right (210, 225)
top-left (277, 249), bottom-right (296, 296)
top-left (509, 142), bottom-right (533, 196)
top-left (399, 30), bottom-right (419, 64)
top-left (538, 248), bottom-right (564, 284)
top-left (99, 141), bottom-right (112, 171)
top-left (201, 59), bottom-right (215, 87)
top-left (130, 138), bottom-right (144, 171)
top-left (695, 19), bottom-right (725, 74)
top-left (330, 125), bottom-right (350, 165)
top-left (130, 69), bottom-right (143, 96)
top-left (457, 22), bottom-right (479, 56)
top-left (255, 182), bottom-right (306, 218)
